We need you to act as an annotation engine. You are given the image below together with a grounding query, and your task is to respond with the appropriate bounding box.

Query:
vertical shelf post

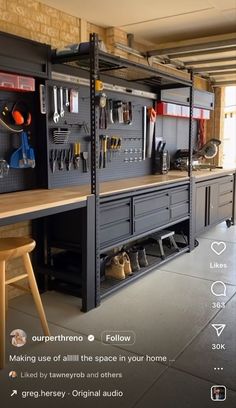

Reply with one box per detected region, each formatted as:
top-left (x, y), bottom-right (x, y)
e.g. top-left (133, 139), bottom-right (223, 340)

top-left (90, 33), bottom-right (101, 306)
top-left (188, 71), bottom-right (195, 250)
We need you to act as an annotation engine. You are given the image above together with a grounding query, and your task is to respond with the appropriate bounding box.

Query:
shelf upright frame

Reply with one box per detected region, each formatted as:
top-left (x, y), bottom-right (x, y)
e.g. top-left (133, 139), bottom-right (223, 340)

top-left (89, 33), bottom-right (101, 307)
top-left (188, 70), bottom-right (195, 250)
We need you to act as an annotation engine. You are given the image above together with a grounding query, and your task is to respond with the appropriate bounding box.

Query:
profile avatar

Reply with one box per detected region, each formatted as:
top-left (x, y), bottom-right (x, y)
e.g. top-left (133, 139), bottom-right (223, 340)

top-left (9, 371), bottom-right (17, 379)
top-left (211, 385), bottom-right (226, 401)
top-left (10, 329), bottom-right (27, 347)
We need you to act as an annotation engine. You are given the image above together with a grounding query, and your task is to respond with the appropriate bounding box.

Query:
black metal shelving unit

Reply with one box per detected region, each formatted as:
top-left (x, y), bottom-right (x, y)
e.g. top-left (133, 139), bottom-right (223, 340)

top-left (100, 246), bottom-right (190, 299)
top-left (51, 33), bottom-right (194, 305)
top-left (89, 33), bottom-right (101, 307)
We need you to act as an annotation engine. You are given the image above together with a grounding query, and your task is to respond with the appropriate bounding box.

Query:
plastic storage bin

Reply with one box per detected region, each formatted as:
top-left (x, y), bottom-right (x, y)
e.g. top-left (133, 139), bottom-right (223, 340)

top-left (0, 72), bottom-right (35, 92)
top-left (0, 72), bottom-right (18, 89)
top-left (18, 75), bottom-right (35, 91)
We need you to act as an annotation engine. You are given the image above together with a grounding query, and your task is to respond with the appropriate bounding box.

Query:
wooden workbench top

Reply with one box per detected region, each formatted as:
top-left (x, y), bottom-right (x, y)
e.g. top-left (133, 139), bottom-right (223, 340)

top-left (2, 168), bottom-right (234, 221)
top-left (193, 168), bottom-right (235, 181)
top-left (100, 173), bottom-right (189, 195)
top-left (0, 185), bottom-right (91, 220)
top-left (0, 172), bottom-right (189, 221)
top-left (172, 168), bottom-right (236, 181)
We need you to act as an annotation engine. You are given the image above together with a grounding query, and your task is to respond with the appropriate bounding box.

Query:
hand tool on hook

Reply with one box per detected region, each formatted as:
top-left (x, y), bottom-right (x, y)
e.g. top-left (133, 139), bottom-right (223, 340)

top-left (143, 106), bottom-right (147, 160)
top-left (0, 159), bottom-right (9, 178)
top-left (58, 149), bottom-right (66, 170)
top-left (99, 136), bottom-right (103, 169)
top-left (82, 152), bottom-right (89, 173)
top-left (59, 87), bottom-right (65, 118)
top-left (50, 149), bottom-right (57, 173)
top-left (107, 137), bottom-right (112, 162)
top-left (65, 88), bottom-right (69, 107)
top-left (146, 107), bottom-right (156, 158)
top-left (10, 132), bottom-right (35, 169)
top-left (102, 135), bottom-right (107, 168)
top-left (66, 147), bottom-right (73, 171)
top-left (108, 99), bottom-right (114, 124)
top-left (73, 143), bottom-right (80, 169)
top-left (53, 86), bottom-right (60, 123)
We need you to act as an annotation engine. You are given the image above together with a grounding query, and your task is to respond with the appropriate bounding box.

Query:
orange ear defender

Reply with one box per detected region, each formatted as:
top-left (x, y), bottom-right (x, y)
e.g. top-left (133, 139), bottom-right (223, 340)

top-left (12, 110), bottom-right (24, 125)
top-left (11, 101), bottom-right (32, 126)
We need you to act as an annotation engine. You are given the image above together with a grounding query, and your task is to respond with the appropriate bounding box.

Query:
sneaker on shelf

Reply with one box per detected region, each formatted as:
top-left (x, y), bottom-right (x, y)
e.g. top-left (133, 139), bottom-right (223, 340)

top-left (105, 255), bottom-right (126, 280)
top-left (119, 252), bottom-right (133, 276)
top-left (128, 250), bottom-right (140, 272)
top-left (138, 246), bottom-right (149, 267)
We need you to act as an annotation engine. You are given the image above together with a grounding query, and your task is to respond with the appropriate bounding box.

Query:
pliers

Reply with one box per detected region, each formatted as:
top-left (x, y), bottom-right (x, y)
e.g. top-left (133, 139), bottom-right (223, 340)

top-left (50, 149), bottom-right (58, 173)
top-left (66, 147), bottom-right (73, 171)
top-left (58, 149), bottom-right (66, 170)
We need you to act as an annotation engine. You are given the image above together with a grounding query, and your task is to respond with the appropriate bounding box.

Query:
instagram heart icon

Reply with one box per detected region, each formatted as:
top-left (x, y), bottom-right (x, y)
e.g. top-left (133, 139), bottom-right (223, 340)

top-left (211, 241), bottom-right (226, 256)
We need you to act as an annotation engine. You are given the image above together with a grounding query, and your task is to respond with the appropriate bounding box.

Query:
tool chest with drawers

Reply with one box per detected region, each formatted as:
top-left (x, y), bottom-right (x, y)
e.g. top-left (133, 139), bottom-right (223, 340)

top-left (0, 31), bottom-right (235, 311)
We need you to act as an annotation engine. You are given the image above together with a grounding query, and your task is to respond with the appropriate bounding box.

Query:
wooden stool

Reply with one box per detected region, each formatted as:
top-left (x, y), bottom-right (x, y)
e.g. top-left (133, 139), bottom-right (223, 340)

top-left (0, 237), bottom-right (50, 369)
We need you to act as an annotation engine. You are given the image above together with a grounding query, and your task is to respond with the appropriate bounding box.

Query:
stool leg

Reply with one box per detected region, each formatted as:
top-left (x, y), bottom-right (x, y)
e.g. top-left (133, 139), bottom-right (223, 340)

top-left (158, 239), bottom-right (165, 259)
top-left (0, 261), bottom-right (6, 369)
top-left (169, 236), bottom-right (180, 252)
top-left (5, 286), bottom-right (8, 315)
top-left (22, 254), bottom-right (50, 336)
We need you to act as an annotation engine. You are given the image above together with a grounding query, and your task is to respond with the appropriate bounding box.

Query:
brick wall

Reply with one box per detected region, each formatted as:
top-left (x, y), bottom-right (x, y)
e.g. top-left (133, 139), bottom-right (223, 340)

top-left (0, 0), bottom-right (106, 48)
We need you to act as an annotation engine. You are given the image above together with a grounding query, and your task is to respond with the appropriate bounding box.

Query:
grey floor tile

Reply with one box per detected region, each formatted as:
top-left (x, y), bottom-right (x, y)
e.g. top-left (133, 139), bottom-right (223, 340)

top-left (134, 368), bottom-right (236, 408)
top-left (200, 223), bottom-right (236, 243)
top-left (1, 309), bottom-right (166, 408)
top-left (5, 222), bottom-right (236, 407)
top-left (9, 272), bottom-right (236, 359)
top-left (173, 294), bottom-right (236, 391)
top-left (158, 237), bottom-right (236, 285)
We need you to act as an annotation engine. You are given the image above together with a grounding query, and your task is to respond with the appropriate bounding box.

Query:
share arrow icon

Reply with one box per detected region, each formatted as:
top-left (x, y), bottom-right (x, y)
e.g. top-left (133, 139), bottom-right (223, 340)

top-left (212, 324), bottom-right (226, 337)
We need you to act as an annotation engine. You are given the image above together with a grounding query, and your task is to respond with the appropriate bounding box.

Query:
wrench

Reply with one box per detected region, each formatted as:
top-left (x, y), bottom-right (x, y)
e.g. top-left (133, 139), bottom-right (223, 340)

top-left (59, 87), bottom-right (65, 117)
top-left (0, 159), bottom-right (9, 178)
top-left (53, 86), bottom-right (60, 123)
top-left (65, 88), bottom-right (69, 107)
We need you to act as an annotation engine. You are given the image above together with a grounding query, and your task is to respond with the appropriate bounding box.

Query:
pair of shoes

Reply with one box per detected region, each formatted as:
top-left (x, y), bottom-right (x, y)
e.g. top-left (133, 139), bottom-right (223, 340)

top-left (105, 256), bottom-right (125, 280)
top-left (120, 252), bottom-right (133, 276)
top-left (128, 247), bottom-right (148, 272)
top-left (105, 252), bottom-right (132, 280)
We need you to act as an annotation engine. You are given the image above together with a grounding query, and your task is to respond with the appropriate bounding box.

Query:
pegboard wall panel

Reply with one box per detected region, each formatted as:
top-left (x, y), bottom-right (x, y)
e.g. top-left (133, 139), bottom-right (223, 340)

top-left (0, 90), bottom-right (37, 193)
top-left (0, 81), bottom-right (196, 193)
top-left (46, 81), bottom-right (153, 189)
top-left (156, 116), bottom-right (197, 159)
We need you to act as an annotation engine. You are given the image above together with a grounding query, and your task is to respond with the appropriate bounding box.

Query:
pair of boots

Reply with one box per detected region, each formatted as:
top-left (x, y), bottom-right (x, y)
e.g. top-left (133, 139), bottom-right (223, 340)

top-left (105, 252), bottom-right (132, 281)
top-left (128, 247), bottom-right (148, 272)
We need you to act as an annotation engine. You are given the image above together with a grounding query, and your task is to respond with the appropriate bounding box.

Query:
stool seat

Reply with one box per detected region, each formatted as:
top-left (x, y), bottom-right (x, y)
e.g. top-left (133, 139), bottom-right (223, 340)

top-left (0, 236), bottom-right (50, 369)
top-left (0, 237), bottom-right (35, 261)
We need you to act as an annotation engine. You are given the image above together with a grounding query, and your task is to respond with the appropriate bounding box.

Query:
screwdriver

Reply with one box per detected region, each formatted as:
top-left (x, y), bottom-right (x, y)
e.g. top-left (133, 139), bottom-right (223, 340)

top-left (117, 137), bottom-right (122, 153)
top-left (107, 137), bottom-right (112, 162)
top-left (73, 142), bottom-right (80, 169)
top-left (99, 136), bottom-right (103, 168)
top-left (102, 135), bottom-right (107, 168)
